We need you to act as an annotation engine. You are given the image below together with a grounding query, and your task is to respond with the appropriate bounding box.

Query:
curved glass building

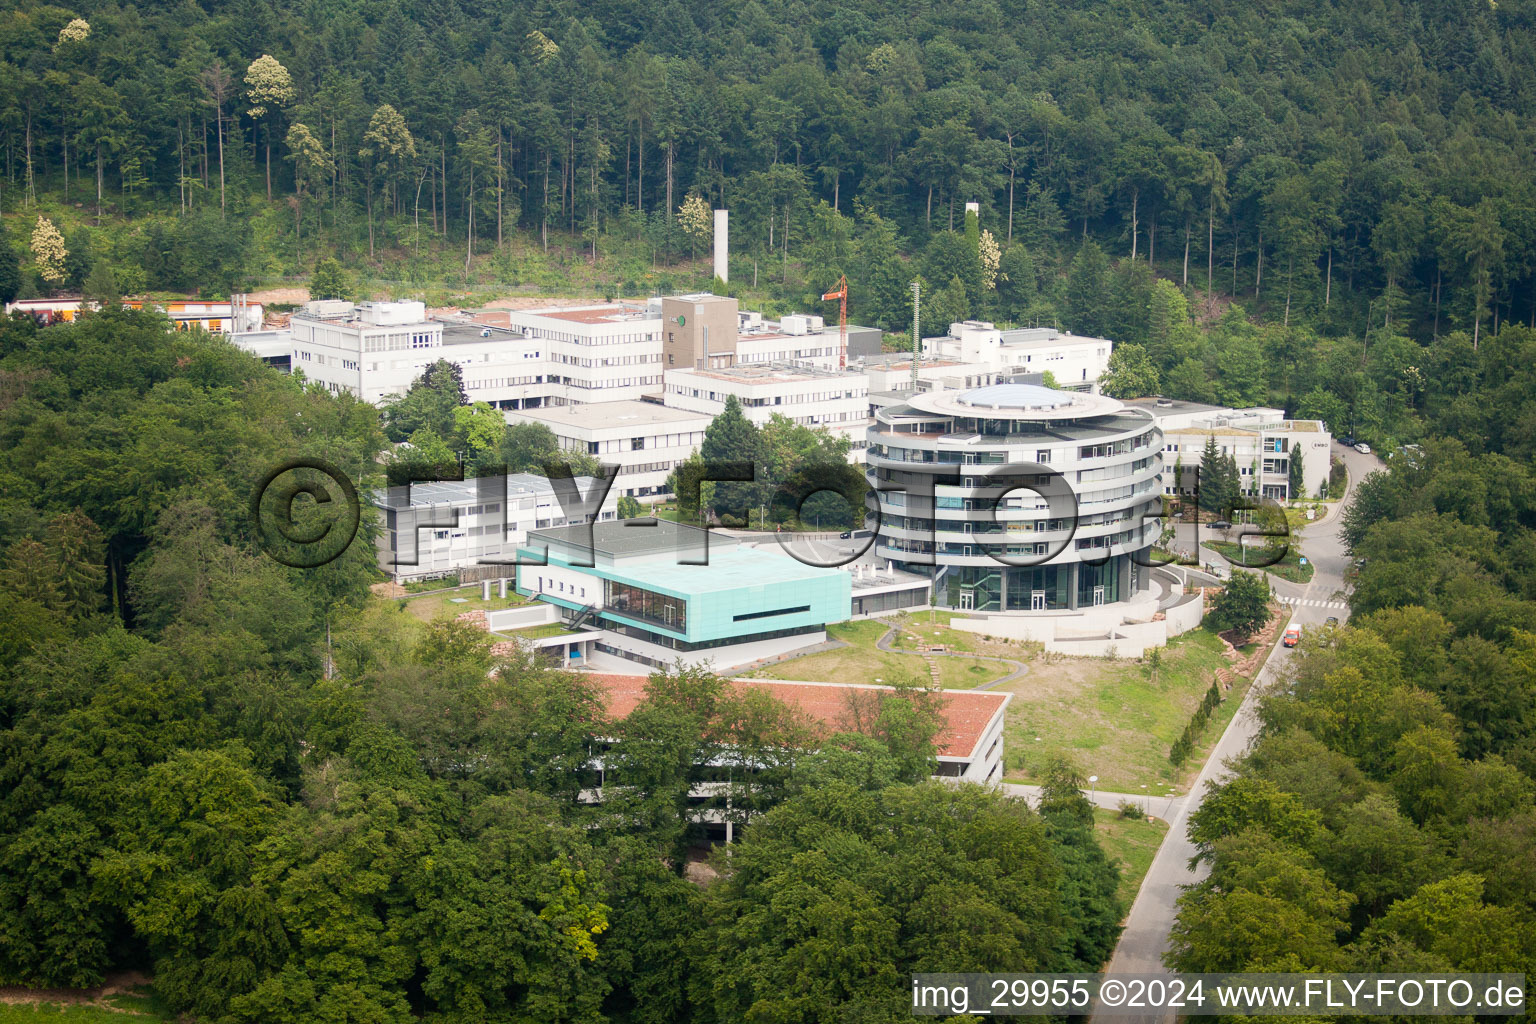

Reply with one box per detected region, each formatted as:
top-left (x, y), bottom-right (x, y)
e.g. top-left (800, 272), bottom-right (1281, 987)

top-left (866, 383), bottom-right (1163, 612)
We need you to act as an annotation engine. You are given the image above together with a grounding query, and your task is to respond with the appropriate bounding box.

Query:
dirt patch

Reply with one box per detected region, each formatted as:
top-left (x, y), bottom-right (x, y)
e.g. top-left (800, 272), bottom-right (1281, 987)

top-left (371, 580), bottom-right (407, 599)
top-left (0, 971), bottom-right (151, 1006)
top-left (245, 286), bottom-right (310, 305)
top-left (1191, 288), bottom-right (1238, 325)
top-left (992, 657), bottom-right (1103, 701)
top-left (479, 295), bottom-right (587, 310)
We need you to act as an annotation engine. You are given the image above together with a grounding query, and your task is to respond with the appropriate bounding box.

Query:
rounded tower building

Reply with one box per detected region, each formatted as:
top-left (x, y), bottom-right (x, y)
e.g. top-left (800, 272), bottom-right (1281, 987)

top-left (866, 383), bottom-right (1163, 612)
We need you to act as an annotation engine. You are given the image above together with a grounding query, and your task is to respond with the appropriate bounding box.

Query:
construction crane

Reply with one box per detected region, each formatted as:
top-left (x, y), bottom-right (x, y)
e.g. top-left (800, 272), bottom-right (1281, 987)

top-left (821, 274), bottom-right (848, 370)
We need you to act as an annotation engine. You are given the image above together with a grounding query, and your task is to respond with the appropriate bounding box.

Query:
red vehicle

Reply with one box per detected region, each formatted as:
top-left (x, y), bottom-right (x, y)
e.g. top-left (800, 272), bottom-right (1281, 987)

top-left (1282, 626), bottom-right (1302, 648)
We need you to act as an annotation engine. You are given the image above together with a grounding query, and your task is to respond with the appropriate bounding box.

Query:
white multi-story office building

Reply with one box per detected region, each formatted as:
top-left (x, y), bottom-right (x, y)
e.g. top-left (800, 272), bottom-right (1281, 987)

top-left (921, 321), bottom-right (1112, 391)
top-left (289, 297), bottom-right (880, 411)
top-left (867, 383), bottom-right (1162, 612)
top-left (374, 473), bottom-right (621, 582)
top-left (290, 300), bottom-right (441, 400)
top-left (291, 301), bottom-right (550, 406)
top-left (1123, 398), bottom-right (1333, 502)
top-left (502, 303), bottom-right (665, 405)
top-left (503, 400), bottom-right (713, 499)
top-left (663, 363), bottom-right (872, 450)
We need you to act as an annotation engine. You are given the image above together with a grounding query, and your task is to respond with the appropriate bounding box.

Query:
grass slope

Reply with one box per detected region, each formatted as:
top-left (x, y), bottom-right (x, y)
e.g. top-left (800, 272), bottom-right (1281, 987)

top-left (1093, 808), bottom-right (1170, 915)
top-left (999, 629), bottom-right (1244, 792)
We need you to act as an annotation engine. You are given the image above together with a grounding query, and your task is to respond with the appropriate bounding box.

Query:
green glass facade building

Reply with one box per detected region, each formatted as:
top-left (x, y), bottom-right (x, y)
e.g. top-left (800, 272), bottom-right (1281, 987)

top-left (516, 520), bottom-right (852, 664)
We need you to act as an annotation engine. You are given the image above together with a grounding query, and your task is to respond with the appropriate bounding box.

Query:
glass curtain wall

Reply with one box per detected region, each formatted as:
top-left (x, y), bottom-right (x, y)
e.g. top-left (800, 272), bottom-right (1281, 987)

top-left (604, 579), bottom-right (687, 632)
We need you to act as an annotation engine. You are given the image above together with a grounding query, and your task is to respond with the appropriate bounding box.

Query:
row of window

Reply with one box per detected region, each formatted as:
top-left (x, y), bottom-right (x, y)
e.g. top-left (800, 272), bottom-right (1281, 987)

top-left (520, 328), bottom-right (659, 346)
top-left (578, 433), bottom-right (706, 454)
top-left (528, 574), bottom-right (592, 601)
top-left (667, 386), bottom-right (868, 404)
top-left (550, 375), bottom-right (663, 389)
top-left (467, 376), bottom-right (544, 389)
top-left (736, 347), bottom-right (834, 362)
top-left (873, 470), bottom-right (1158, 510)
top-left (551, 353), bottom-right (660, 367)
top-left (361, 332), bottom-right (438, 352)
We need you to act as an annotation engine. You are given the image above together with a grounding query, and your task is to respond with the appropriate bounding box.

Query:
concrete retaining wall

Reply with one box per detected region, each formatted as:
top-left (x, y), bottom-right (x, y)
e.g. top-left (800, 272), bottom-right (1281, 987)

top-left (485, 604), bottom-right (559, 631)
top-left (1163, 592), bottom-right (1205, 637)
top-left (947, 585), bottom-right (1207, 658)
top-left (597, 629), bottom-right (829, 673)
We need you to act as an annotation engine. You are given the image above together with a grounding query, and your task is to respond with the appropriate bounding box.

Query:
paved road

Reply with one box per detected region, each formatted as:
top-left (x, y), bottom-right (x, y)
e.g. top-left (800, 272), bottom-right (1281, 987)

top-left (1093, 442), bottom-right (1380, 1020)
top-left (1004, 782), bottom-right (1188, 819)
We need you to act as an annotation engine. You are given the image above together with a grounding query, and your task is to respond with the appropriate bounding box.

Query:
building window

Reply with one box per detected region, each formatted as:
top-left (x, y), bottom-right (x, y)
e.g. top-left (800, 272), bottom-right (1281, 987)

top-left (604, 579), bottom-right (687, 632)
top-left (733, 605), bottom-right (811, 622)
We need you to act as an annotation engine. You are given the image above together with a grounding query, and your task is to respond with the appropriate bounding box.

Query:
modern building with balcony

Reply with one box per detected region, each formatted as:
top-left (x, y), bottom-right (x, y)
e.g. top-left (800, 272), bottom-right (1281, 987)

top-left (866, 383), bottom-right (1164, 615)
top-left (1121, 397), bottom-right (1333, 502)
top-left (515, 519), bottom-right (852, 671)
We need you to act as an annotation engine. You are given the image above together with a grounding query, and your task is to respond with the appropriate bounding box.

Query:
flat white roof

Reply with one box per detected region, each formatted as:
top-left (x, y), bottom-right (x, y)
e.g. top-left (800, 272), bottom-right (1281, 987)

top-left (908, 385), bottom-right (1128, 422)
top-left (669, 363), bottom-right (866, 385)
top-left (509, 400), bottom-right (711, 429)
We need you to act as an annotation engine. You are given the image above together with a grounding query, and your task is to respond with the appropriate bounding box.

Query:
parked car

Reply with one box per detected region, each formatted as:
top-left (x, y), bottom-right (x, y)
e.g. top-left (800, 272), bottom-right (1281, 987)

top-left (1210, 519), bottom-right (1233, 530)
top-left (1354, 442), bottom-right (1372, 455)
top-left (1325, 616), bottom-right (1339, 626)
top-left (1340, 435), bottom-right (1356, 447)
top-left (1282, 626), bottom-right (1302, 648)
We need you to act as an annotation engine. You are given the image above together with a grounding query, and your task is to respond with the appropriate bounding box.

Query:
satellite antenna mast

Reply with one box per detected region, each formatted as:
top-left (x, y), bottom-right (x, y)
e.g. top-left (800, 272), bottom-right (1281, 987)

top-left (821, 274), bottom-right (848, 370)
top-left (910, 280), bottom-right (921, 392)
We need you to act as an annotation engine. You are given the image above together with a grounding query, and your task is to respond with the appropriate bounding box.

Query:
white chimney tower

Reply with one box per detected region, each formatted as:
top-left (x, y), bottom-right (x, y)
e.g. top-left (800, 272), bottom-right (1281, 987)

top-left (713, 209), bottom-right (729, 283)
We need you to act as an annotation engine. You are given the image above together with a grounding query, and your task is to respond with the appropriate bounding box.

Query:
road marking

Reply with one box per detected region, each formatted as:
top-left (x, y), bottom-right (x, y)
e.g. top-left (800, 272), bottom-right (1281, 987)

top-left (1276, 595), bottom-right (1347, 610)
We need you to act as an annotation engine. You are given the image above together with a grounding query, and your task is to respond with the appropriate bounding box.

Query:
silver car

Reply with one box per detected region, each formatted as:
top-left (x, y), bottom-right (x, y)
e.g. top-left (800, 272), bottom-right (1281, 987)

top-left (1354, 442), bottom-right (1372, 455)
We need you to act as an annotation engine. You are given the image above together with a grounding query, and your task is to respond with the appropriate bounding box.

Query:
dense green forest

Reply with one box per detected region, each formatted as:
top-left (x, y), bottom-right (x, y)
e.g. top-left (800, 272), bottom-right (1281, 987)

top-left (0, 309), bottom-right (1124, 1020)
top-left (3, 0), bottom-right (1536, 444)
top-left (1168, 326), bottom-right (1536, 977)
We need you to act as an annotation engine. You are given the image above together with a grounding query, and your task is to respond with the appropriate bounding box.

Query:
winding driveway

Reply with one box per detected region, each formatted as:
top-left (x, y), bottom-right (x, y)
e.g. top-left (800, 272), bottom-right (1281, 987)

top-left (1091, 442), bottom-right (1380, 1022)
top-left (873, 623), bottom-right (1030, 689)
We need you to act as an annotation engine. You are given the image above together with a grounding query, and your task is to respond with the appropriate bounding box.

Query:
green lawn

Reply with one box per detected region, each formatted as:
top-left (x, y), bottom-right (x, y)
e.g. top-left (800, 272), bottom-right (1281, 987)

top-left (499, 621), bottom-right (574, 640)
top-left (401, 574), bottom-right (460, 592)
top-left (756, 619), bottom-right (932, 686)
top-left (1093, 808), bottom-right (1170, 914)
top-left (1284, 503), bottom-right (1335, 530)
top-left (0, 992), bottom-right (175, 1022)
top-left (401, 588), bottom-right (532, 622)
top-left (999, 629), bottom-right (1245, 793)
top-left (755, 618), bottom-right (1015, 689)
top-left (884, 613), bottom-right (982, 653)
top-left (1207, 540), bottom-right (1316, 584)
top-left (935, 658), bottom-right (1011, 689)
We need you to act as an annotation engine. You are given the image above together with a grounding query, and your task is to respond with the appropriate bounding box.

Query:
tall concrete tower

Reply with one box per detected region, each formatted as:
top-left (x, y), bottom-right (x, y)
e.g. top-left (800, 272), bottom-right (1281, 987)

top-left (713, 209), bottom-right (729, 283)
